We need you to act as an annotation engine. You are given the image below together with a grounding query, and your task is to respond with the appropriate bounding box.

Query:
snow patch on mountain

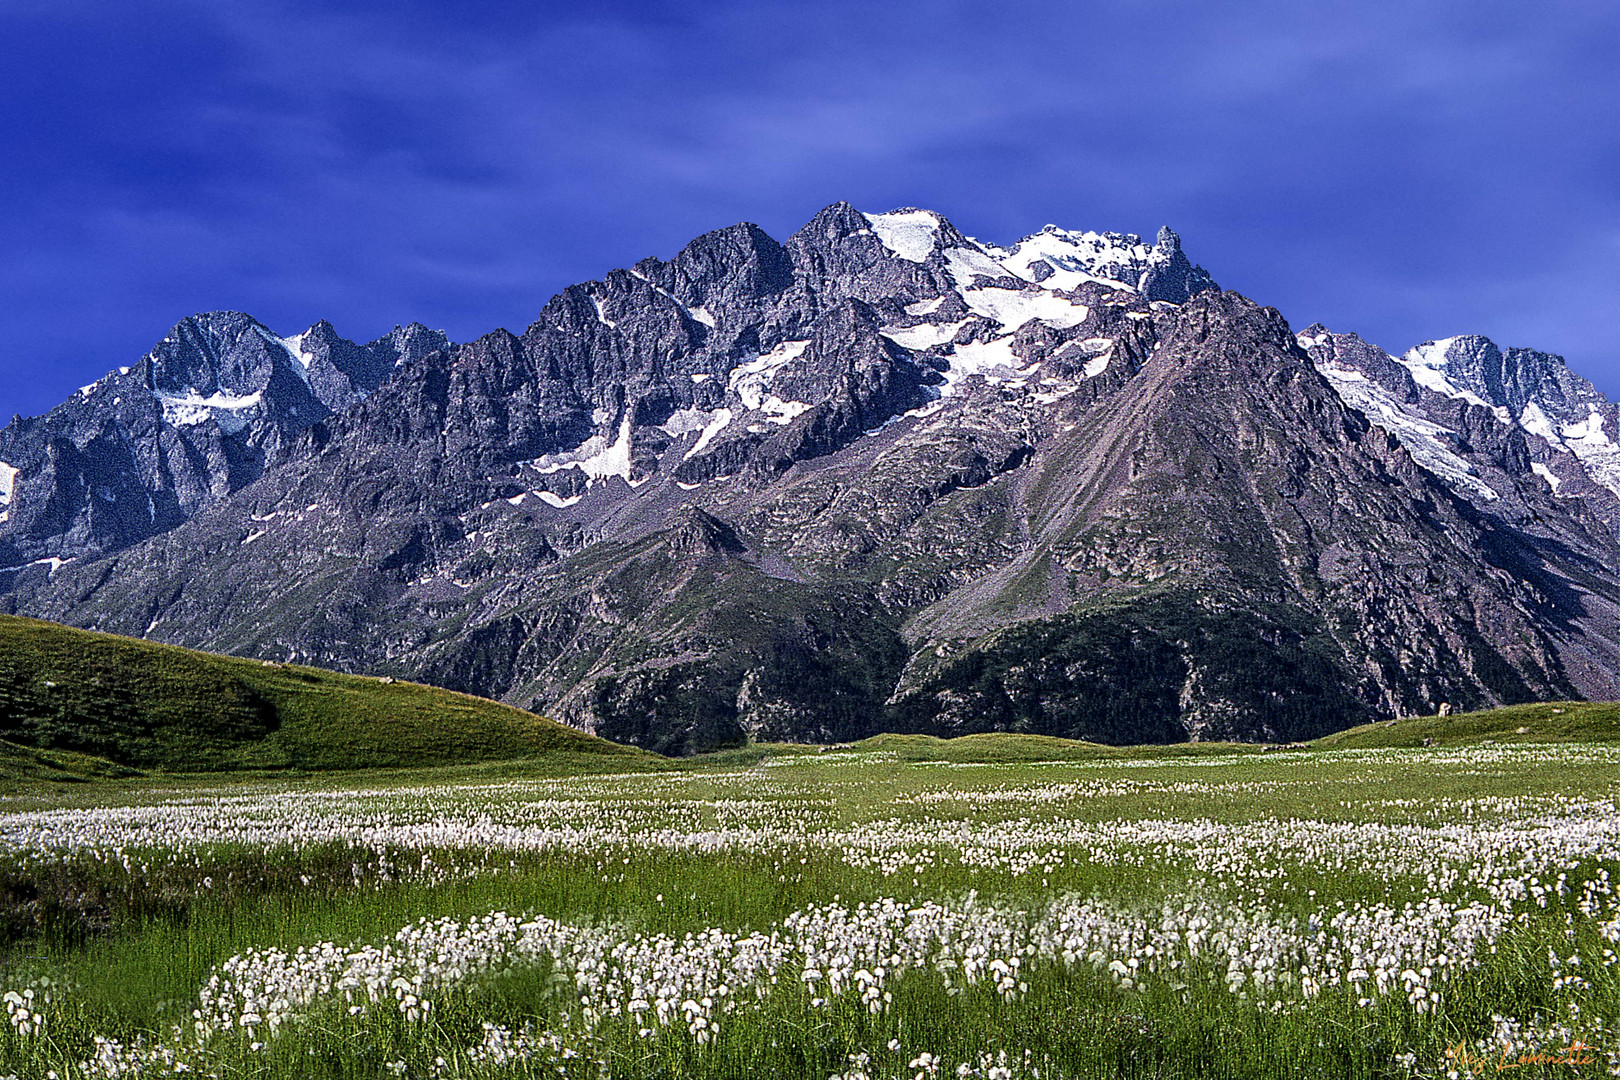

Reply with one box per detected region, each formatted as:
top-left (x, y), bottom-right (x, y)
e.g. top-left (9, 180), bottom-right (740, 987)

top-left (1391, 337), bottom-right (1620, 499)
top-left (0, 460), bottom-right (15, 524)
top-left (1398, 339), bottom-right (1505, 417)
top-left (960, 288), bottom-right (1089, 330)
top-left (945, 338), bottom-right (1027, 391)
top-left (278, 330), bottom-right (315, 369)
top-left (1517, 401), bottom-right (1559, 443)
top-left (863, 211), bottom-right (1154, 344)
top-left (881, 320), bottom-right (968, 351)
top-left (1066, 338), bottom-right (1116, 379)
top-left (657, 403), bottom-right (758, 460)
top-left (1315, 360), bottom-right (1499, 502)
top-left (983, 226), bottom-right (1154, 293)
top-left (532, 415), bottom-right (634, 484)
top-left (864, 209), bottom-right (942, 262)
top-left (250, 326), bottom-right (310, 388)
top-left (0, 555), bottom-right (68, 576)
top-left (152, 389), bottom-right (267, 435)
top-left (1545, 405), bottom-right (1620, 496)
top-left (659, 407), bottom-right (714, 438)
top-left (729, 340), bottom-right (811, 421)
top-left (687, 409), bottom-right (733, 460)
top-left (627, 269), bottom-right (718, 329)
top-left (942, 245), bottom-right (1011, 289)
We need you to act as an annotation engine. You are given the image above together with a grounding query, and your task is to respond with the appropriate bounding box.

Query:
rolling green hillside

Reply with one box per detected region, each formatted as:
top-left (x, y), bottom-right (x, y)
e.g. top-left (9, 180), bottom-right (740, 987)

top-left (0, 614), bottom-right (646, 772)
top-left (1311, 700), bottom-right (1620, 749)
top-left (849, 704), bottom-right (1620, 764)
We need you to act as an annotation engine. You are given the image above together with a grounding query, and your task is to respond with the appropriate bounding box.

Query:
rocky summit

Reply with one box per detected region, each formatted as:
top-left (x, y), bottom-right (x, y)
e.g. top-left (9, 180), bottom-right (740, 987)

top-left (4, 203), bottom-right (1619, 754)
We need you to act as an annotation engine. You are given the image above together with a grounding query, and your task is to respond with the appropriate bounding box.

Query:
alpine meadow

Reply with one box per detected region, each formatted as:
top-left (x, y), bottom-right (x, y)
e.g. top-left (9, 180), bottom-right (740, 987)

top-left (0, 700), bottom-right (1617, 1078)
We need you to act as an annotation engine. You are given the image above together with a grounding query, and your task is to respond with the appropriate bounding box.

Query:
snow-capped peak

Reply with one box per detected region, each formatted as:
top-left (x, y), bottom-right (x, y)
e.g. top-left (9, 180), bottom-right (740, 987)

top-left (1397, 338), bottom-right (1502, 415)
top-left (1306, 327), bottom-right (1620, 505)
top-left (980, 226), bottom-right (1157, 294)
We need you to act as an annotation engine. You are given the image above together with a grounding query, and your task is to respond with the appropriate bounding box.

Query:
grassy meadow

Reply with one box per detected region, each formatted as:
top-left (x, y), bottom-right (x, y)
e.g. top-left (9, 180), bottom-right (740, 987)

top-left (0, 614), bottom-right (642, 774)
top-left (0, 713), bottom-right (1614, 1079)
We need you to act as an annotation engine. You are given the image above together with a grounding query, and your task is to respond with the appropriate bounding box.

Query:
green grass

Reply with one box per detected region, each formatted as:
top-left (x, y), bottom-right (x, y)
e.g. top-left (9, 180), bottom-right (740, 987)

top-left (0, 736), bottom-right (1616, 1078)
top-left (0, 739), bottom-right (142, 783)
top-left (0, 613), bottom-right (645, 772)
top-left (848, 701), bottom-right (1620, 763)
top-left (6, 616), bottom-right (1620, 1076)
top-left (845, 731), bottom-right (1264, 763)
top-left (1313, 699), bottom-right (1620, 748)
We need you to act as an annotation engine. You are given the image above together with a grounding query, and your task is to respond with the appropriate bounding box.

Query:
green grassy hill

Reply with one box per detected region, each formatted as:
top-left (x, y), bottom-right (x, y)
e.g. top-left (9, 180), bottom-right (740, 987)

top-left (829, 705), bottom-right (1620, 764)
top-left (1311, 700), bottom-right (1620, 749)
top-left (0, 614), bottom-right (646, 772)
top-left (842, 732), bottom-right (1257, 763)
top-left (3, 608), bottom-right (1612, 778)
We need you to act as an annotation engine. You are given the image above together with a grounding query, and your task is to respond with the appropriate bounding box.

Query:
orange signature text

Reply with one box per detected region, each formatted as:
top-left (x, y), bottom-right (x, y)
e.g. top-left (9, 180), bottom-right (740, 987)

top-left (1445, 1040), bottom-right (1599, 1073)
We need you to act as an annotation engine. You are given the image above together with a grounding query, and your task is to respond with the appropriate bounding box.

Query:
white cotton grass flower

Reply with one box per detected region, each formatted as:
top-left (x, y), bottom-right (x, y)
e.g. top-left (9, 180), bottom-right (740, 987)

top-left (0, 739), bottom-right (1606, 1077)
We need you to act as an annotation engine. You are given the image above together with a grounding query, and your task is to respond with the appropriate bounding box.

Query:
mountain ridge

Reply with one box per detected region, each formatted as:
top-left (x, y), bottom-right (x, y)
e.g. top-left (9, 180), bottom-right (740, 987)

top-left (4, 202), bottom-right (1618, 754)
top-left (0, 313), bottom-right (450, 569)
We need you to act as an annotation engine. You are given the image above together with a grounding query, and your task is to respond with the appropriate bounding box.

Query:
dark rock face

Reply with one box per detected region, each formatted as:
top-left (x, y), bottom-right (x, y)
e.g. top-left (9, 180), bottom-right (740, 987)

top-left (5, 204), bottom-right (1620, 753)
top-left (1298, 326), bottom-right (1620, 537)
top-left (0, 313), bottom-right (448, 569)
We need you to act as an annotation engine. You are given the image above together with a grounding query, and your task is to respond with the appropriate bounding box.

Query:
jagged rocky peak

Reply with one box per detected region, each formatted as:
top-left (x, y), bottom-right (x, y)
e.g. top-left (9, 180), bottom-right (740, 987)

top-left (145, 311), bottom-right (285, 397)
top-left (141, 310), bottom-right (452, 430)
top-left (286, 319), bottom-right (453, 413)
top-left (640, 220), bottom-right (796, 311)
top-left (782, 202), bottom-right (1217, 312)
top-left (1298, 323), bottom-right (1620, 509)
top-left (383, 322), bottom-right (453, 362)
top-left (328, 202), bottom-right (1218, 511)
top-left (843, 205), bottom-right (1217, 300)
top-left (140, 311), bottom-right (321, 437)
top-left (0, 309), bottom-right (451, 566)
top-left (1402, 335), bottom-right (1615, 426)
top-left (972, 220), bottom-right (1218, 304)
top-left (1409, 335), bottom-right (1620, 504)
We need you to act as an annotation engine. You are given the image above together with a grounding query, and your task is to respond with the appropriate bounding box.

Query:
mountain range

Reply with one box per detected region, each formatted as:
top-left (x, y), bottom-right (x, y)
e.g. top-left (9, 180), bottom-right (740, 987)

top-left (4, 202), bottom-right (1618, 754)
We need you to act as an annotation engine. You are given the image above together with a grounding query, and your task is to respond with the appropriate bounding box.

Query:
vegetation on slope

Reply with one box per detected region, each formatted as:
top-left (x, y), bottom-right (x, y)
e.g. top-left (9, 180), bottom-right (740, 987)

top-left (1312, 699), bottom-right (1620, 748)
top-left (0, 614), bottom-right (644, 772)
top-left (888, 590), bottom-right (1372, 745)
top-left (0, 739), bottom-right (141, 783)
top-left (843, 702), bottom-right (1620, 764)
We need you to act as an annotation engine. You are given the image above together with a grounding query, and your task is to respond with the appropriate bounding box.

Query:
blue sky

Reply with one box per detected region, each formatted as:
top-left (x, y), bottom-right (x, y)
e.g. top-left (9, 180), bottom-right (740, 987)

top-left (3, 0), bottom-right (1618, 419)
